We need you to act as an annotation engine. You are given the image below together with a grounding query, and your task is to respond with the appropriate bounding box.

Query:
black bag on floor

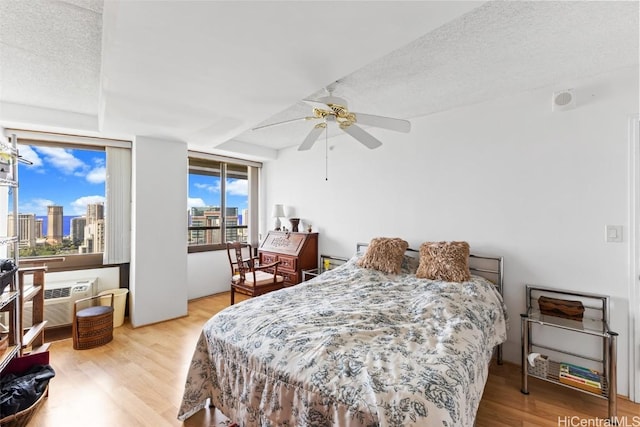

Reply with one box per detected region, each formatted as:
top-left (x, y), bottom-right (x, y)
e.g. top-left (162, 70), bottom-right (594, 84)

top-left (0, 364), bottom-right (55, 416)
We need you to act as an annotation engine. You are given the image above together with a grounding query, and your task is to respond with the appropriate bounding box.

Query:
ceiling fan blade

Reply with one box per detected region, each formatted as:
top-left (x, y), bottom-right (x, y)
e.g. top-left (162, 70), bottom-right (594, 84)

top-left (353, 113), bottom-right (411, 133)
top-left (302, 98), bottom-right (332, 111)
top-left (302, 95), bottom-right (348, 111)
top-left (298, 123), bottom-right (326, 151)
top-left (252, 116), bottom-right (316, 131)
top-left (341, 124), bottom-right (383, 149)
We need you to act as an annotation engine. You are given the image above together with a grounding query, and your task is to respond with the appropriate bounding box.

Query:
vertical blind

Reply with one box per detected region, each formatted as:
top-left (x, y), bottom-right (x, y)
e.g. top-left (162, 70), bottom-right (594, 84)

top-left (104, 146), bottom-right (131, 264)
top-left (248, 166), bottom-right (260, 247)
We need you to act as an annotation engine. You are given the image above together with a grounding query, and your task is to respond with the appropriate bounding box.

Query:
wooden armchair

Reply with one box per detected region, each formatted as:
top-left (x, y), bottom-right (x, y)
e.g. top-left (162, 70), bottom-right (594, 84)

top-left (226, 242), bottom-right (285, 305)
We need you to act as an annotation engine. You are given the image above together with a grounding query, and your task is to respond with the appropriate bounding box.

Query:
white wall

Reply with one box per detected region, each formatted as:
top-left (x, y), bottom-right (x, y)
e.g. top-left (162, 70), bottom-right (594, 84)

top-left (130, 136), bottom-right (188, 326)
top-left (261, 65), bottom-right (639, 396)
top-left (187, 250), bottom-right (231, 300)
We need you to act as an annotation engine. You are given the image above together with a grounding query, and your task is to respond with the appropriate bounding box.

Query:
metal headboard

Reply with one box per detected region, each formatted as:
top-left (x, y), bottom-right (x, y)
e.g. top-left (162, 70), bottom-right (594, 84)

top-left (356, 242), bottom-right (420, 256)
top-left (469, 253), bottom-right (504, 297)
top-left (355, 242), bottom-right (503, 293)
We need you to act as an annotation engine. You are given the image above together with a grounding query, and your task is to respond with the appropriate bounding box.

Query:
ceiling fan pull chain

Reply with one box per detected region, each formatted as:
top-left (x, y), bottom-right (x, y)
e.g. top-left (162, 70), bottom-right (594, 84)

top-left (325, 122), bottom-right (329, 181)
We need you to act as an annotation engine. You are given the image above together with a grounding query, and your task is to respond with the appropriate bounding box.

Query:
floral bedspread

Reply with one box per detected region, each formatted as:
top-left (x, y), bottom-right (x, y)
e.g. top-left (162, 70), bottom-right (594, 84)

top-left (178, 257), bottom-right (507, 426)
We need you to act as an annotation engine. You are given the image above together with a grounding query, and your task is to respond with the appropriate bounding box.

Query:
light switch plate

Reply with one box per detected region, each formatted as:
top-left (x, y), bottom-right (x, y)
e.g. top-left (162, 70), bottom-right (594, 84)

top-left (605, 225), bottom-right (623, 243)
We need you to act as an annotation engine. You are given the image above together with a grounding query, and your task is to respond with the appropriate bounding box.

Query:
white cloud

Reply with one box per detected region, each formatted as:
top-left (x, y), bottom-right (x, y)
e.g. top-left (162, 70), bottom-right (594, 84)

top-left (17, 145), bottom-right (43, 168)
top-left (194, 182), bottom-right (219, 193)
top-left (36, 146), bottom-right (86, 174)
top-left (20, 198), bottom-right (55, 216)
top-left (19, 147), bottom-right (107, 184)
top-left (226, 179), bottom-right (248, 196)
top-left (188, 197), bottom-right (206, 209)
top-left (86, 166), bottom-right (105, 184)
top-left (70, 195), bottom-right (105, 215)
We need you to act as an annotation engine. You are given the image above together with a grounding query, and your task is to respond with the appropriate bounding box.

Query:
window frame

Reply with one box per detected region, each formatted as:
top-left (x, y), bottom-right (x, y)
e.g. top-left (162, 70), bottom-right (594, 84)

top-left (4, 129), bottom-right (131, 271)
top-left (187, 152), bottom-right (259, 253)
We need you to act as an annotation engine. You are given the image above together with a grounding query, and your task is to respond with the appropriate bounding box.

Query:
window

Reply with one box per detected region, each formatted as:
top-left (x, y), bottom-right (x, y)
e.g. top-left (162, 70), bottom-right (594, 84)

top-left (2, 130), bottom-right (132, 270)
top-left (9, 142), bottom-right (106, 258)
top-left (188, 156), bottom-right (255, 252)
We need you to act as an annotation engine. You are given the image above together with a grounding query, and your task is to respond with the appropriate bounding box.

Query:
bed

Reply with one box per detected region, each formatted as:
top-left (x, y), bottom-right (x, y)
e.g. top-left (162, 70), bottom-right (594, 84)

top-left (178, 243), bottom-right (507, 426)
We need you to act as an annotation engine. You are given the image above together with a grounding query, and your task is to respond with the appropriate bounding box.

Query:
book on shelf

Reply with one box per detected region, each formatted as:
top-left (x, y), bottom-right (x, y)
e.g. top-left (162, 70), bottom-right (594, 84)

top-left (559, 371), bottom-right (601, 388)
top-left (559, 375), bottom-right (602, 394)
top-left (559, 363), bottom-right (602, 382)
top-left (559, 363), bottom-right (602, 394)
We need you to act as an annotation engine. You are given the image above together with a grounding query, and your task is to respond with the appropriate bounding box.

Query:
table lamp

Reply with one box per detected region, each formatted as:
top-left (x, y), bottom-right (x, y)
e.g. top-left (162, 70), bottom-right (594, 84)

top-left (272, 204), bottom-right (285, 230)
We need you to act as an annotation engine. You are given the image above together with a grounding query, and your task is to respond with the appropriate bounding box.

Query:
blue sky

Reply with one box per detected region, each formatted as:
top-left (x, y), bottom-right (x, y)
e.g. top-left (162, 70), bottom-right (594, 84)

top-left (14, 144), bottom-right (105, 216)
top-left (187, 174), bottom-right (248, 213)
top-left (13, 143), bottom-right (248, 216)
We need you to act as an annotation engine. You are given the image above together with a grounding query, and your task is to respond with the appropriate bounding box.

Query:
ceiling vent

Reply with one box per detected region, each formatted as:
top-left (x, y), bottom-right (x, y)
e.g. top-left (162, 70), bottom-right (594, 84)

top-left (552, 89), bottom-right (576, 112)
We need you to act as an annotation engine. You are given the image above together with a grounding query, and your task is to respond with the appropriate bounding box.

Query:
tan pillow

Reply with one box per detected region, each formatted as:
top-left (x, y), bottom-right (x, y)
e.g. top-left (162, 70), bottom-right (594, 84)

top-left (357, 237), bottom-right (409, 274)
top-left (416, 241), bottom-right (471, 282)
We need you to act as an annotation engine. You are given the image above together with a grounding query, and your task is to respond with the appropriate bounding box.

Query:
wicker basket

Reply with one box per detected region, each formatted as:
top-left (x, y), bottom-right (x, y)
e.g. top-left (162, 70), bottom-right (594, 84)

top-left (73, 305), bottom-right (114, 350)
top-left (0, 384), bottom-right (49, 427)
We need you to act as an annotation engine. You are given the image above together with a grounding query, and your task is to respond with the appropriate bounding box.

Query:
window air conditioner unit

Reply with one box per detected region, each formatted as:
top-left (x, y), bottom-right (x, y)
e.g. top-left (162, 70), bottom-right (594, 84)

top-left (23, 278), bottom-right (97, 328)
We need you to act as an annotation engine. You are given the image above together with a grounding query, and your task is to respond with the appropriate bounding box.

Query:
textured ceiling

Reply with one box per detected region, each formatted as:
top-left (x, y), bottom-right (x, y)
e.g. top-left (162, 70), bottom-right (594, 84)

top-left (241, 1), bottom-right (640, 151)
top-left (0, 0), bottom-right (102, 115)
top-left (0, 1), bottom-right (638, 161)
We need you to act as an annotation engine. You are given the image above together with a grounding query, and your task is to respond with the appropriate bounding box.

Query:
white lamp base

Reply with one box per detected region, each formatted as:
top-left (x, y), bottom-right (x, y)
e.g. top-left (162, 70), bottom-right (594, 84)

top-left (274, 217), bottom-right (281, 230)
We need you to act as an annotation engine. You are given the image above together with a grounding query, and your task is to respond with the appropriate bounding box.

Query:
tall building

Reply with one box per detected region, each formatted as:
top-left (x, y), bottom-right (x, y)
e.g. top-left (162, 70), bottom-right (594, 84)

top-left (82, 203), bottom-right (105, 253)
top-left (188, 206), bottom-right (239, 244)
top-left (86, 203), bottom-right (104, 224)
top-left (95, 219), bottom-right (105, 253)
top-left (35, 218), bottom-right (43, 238)
top-left (241, 208), bottom-right (248, 226)
top-left (47, 205), bottom-right (63, 244)
top-left (79, 236), bottom-right (93, 254)
top-left (71, 216), bottom-right (86, 245)
top-left (7, 213), bottom-right (36, 247)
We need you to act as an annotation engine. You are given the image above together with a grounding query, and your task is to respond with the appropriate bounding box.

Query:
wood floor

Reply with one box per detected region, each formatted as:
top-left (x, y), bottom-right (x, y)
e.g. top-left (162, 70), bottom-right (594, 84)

top-left (27, 292), bottom-right (639, 427)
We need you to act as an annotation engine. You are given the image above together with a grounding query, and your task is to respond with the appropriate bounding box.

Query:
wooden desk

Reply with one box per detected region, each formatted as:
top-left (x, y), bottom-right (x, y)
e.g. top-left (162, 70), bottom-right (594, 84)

top-left (258, 231), bottom-right (318, 286)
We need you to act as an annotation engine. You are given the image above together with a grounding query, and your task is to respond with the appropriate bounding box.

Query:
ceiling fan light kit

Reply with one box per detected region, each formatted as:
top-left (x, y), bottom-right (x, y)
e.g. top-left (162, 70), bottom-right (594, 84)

top-left (252, 93), bottom-right (411, 151)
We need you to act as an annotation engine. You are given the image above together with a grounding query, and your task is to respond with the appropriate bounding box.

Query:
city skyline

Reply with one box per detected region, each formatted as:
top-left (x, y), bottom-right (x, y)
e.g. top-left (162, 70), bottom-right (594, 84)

top-left (8, 201), bottom-right (106, 256)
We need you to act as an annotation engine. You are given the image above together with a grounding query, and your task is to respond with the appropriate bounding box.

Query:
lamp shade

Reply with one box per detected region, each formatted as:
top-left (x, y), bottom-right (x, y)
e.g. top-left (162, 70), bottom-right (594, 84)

top-left (272, 204), bottom-right (285, 218)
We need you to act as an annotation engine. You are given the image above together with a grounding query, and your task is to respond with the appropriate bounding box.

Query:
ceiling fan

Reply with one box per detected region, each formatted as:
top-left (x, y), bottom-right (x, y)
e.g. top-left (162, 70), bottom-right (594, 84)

top-left (252, 94), bottom-right (411, 151)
